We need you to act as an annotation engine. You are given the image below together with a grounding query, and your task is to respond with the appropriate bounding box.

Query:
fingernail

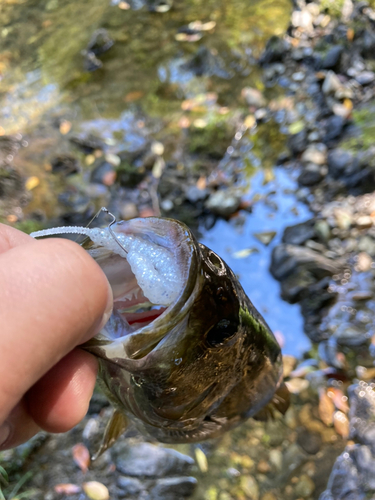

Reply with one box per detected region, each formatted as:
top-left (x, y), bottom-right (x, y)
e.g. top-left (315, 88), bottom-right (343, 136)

top-left (0, 422), bottom-right (11, 448)
top-left (97, 284), bottom-right (113, 332)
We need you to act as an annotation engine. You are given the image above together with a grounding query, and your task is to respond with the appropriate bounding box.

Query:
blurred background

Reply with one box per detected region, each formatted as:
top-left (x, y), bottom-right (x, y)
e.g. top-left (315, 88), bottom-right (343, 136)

top-left (1, 0), bottom-right (375, 498)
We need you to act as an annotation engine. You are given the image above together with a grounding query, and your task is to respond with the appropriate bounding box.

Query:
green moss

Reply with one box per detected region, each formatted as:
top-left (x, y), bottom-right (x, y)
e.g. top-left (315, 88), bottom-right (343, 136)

top-left (341, 106), bottom-right (375, 152)
top-left (319, 0), bottom-right (345, 17)
top-left (188, 119), bottom-right (235, 159)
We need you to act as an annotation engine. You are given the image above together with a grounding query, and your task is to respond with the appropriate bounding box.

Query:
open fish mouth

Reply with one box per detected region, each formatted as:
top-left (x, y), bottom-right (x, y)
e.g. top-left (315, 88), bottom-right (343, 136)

top-left (87, 217), bottom-right (195, 342)
top-left (32, 215), bottom-right (198, 357)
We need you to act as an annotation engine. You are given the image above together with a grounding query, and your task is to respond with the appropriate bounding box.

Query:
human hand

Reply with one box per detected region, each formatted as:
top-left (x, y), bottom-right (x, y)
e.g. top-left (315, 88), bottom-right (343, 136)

top-left (0, 223), bottom-right (113, 449)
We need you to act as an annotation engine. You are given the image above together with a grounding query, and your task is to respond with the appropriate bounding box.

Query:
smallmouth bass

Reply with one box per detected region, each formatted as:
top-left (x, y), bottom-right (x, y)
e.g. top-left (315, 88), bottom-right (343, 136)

top-left (32, 215), bottom-right (288, 454)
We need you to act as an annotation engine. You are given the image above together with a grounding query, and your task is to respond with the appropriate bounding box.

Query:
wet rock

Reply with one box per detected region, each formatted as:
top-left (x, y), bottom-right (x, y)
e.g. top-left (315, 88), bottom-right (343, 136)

top-left (242, 87), bottom-right (267, 108)
top-left (185, 185), bottom-right (209, 203)
top-left (83, 29), bottom-right (114, 72)
top-left (91, 161), bottom-right (116, 186)
top-left (321, 45), bottom-right (343, 70)
top-left (301, 144), bottom-right (327, 165)
top-left (324, 116), bottom-right (346, 143)
top-left (320, 383), bottom-right (375, 499)
top-left (117, 476), bottom-right (145, 496)
top-left (148, 477), bottom-right (197, 500)
top-left (294, 473), bottom-right (315, 498)
top-left (288, 129), bottom-right (308, 156)
top-left (0, 166), bottom-right (23, 198)
top-left (348, 382), bottom-right (375, 451)
top-left (297, 429), bottom-right (322, 455)
top-left (205, 189), bottom-right (241, 217)
top-left (259, 36), bottom-right (289, 65)
top-left (271, 244), bottom-right (343, 282)
top-left (114, 443), bottom-right (194, 478)
top-left (298, 163), bottom-right (324, 186)
top-left (70, 133), bottom-right (104, 153)
top-left (327, 149), bottom-right (355, 178)
top-left (322, 71), bottom-right (342, 95)
top-left (240, 475), bottom-right (259, 500)
top-left (51, 154), bottom-right (80, 176)
top-left (355, 71), bottom-right (375, 85)
top-left (282, 219), bottom-right (316, 246)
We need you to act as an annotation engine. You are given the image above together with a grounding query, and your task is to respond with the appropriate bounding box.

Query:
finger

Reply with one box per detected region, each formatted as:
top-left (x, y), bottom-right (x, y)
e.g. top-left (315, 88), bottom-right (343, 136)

top-left (0, 400), bottom-right (40, 450)
top-left (27, 349), bottom-right (98, 433)
top-left (0, 223), bottom-right (35, 254)
top-left (0, 237), bottom-right (112, 424)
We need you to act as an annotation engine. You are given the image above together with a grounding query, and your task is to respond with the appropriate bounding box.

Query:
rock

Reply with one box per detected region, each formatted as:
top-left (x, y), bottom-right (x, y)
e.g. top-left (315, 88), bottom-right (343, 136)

top-left (356, 216), bottom-right (373, 229)
top-left (282, 219), bottom-right (316, 246)
top-left (328, 148), bottom-right (355, 178)
top-left (120, 202), bottom-right (138, 220)
top-left (90, 161), bottom-right (116, 186)
top-left (253, 231), bottom-right (277, 246)
top-left (292, 9), bottom-right (313, 30)
top-left (241, 87), bottom-right (267, 108)
top-left (356, 252), bottom-right (372, 272)
top-left (297, 429), bottom-right (322, 455)
top-left (358, 236), bottom-right (375, 256)
top-left (355, 71), bottom-right (375, 85)
top-left (185, 185), bottom-right (209, 203)
top-left (259, 36), bottom-right (290, 65)
top-left (51, 154), bottom-right (80, 176)
top-left (321, 45), bottom-right (343, 70)
top-left (294, 474), bottom-right (315, 498)
top-left (117, 476), bottom-right (145, 496)
top-left (70, 133), bottom-right (104, 153)
top-left (298, 163), bottom-right (324, 186)
top-left (288, 129), bottom-right (308, 156)
top-left (205, 189), bottom-right (241, 217)
top-left (320, 383), bottom-right (375, 499)
top-left (149, 477), bottom-right (197, 500)
top-left (115, 443), bottom-right (194, 478)
top-left (324, 115), bottom-right (346, 143)
top-left (301, 144), bottom-right (327, 165)
top-left (322, 71), bottom-right (342, 95)
top-left (240, 475), bottom-right (259, 500)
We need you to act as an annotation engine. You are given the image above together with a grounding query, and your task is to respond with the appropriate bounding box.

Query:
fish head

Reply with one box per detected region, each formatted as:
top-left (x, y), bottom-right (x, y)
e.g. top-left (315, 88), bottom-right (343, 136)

top-left (82, 217), bottom-right (284, 442)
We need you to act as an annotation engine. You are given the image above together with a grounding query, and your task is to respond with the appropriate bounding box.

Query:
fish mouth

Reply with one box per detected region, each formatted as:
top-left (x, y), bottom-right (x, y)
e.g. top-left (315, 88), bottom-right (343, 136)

top-left (85, 217), bottom-right (199, 359)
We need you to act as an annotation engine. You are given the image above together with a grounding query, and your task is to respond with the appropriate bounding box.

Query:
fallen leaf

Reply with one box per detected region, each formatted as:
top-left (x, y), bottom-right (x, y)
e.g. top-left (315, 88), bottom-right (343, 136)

top-left (288, 120), bottom-right (305, 135)
top-left (319, 388), bottom-right (335, 426)
top-left (124, 91), bottom-right (144, 102)
top-left (25, 176), bottom-right (40, 191)
top-left (327, 387), bottom-right (349, 413)
top-left (253, 231), bottom-right (276, 246)
top-left (195, 447), bottom-right (208, 473)
top-left (72, 443), bottom-right (90, 473)
top-left (333, 411), bottom-right (349, 439)
top-left (347, 27), bottom-right (354, 41)
top-left (83, 481), bottom-right (109, 500)
top-left (232, 248), bottom-right (259, 259)
top-left (54, 484), bottom-right (81, 495)
top-left (196, 176), bottom-right (206, 190)
top-left (59, 120), bottom-right (72, 135)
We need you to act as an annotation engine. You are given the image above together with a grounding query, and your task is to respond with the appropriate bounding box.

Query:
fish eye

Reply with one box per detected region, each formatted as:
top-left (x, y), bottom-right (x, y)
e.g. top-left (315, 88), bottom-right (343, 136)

top-left (206, 319), bottom-right (238, 347)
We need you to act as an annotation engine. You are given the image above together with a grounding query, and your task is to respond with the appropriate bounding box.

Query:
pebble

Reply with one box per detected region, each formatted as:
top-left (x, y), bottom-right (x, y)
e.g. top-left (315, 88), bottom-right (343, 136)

top-left (292, 71), bottom-right (305, 82)
top-left (240, 475), bottom-right (259, 500)
top-left (356, 215), bottom-right (373, 228)
top-left (301, 144), bottom-right (327, 165)
top-left (205, 189), bottom-right (241, 217)
top-left (321, 45), bottom-right (343, 70)
top-left (120, 202), bottom-right (138, 220)
top-left (322, 71), bottom-right (342, 95)
top-left (294, 474), bottom-right (315, 498)
top-left (298, 163), bottom-right (324, 186)
top-left (148, 477), bottom-right (198, 500)
top-left (356, 251), bottom-right (373, 272)
top-left (355, 71), bottom-right (375, 85)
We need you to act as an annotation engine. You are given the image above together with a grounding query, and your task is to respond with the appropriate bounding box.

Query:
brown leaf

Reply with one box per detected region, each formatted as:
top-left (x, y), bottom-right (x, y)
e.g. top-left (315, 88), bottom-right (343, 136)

top-left (54, 483), bottom-right (81, 495)
top-left (72, 443), bottom-right (90, 473)
top-left (83, 481), bottom-right (109, 500)
top-left (319, 388), bottom-right (335, 426)
top-left (327, 387), bottom-right (349, 414)
top-left (124, 91), bottom-right (144, 103)
top-left (333, 411), bottom-right (349, 439)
